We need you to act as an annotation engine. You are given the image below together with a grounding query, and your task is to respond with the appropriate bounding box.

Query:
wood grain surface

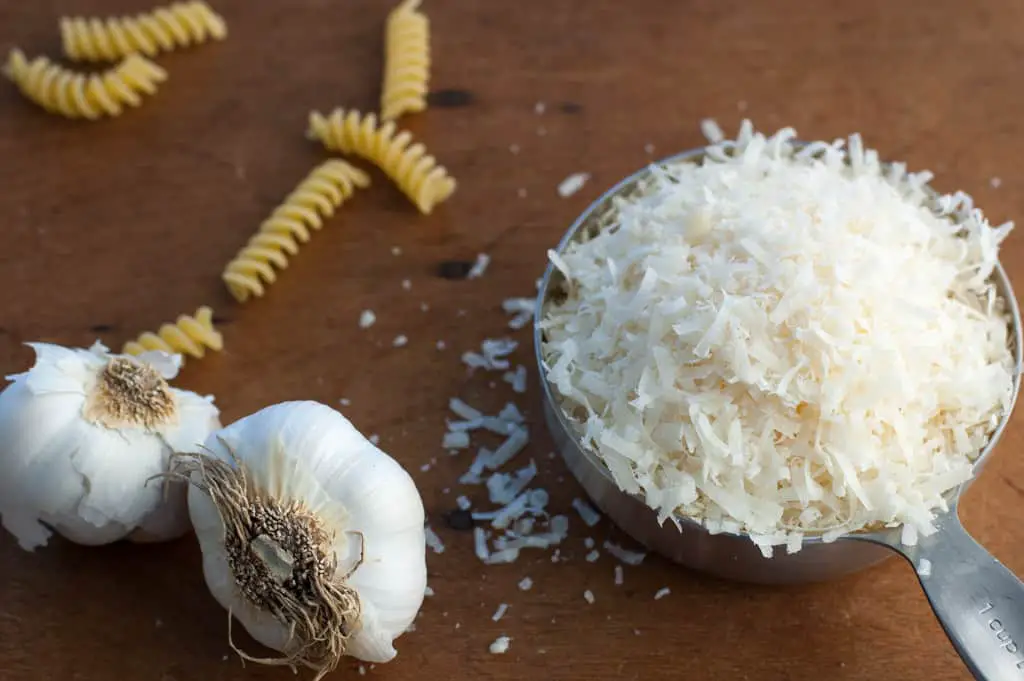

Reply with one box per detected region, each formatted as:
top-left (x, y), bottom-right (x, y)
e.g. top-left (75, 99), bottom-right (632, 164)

top-left (1, 1), bottom-right (1023, 680)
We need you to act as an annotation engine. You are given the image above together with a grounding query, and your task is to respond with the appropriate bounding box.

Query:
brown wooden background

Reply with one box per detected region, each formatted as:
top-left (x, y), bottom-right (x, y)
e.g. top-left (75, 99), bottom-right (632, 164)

top-left (1, 0), bottom-right (1023, 679)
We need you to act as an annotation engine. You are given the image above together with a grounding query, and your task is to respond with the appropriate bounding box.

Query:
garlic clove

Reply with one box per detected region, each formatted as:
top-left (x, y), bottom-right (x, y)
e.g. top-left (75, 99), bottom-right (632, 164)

top-left (130, 480), bottom-right (191, 542)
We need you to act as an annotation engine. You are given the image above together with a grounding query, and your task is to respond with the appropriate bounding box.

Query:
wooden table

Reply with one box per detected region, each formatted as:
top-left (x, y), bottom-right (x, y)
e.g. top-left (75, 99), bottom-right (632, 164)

top-left (1, 0), bottom-right (1023, 679)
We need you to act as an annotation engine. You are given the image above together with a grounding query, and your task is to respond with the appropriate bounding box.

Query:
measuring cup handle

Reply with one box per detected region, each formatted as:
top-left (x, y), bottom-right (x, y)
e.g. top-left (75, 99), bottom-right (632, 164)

top-left (894, 515), bottom-right (1024, 681)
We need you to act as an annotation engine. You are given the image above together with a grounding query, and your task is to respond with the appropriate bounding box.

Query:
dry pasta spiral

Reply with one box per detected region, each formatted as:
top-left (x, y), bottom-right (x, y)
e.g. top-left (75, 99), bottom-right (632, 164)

top-left (306, 108), bottom-right (456, 214)
top-left (122, 306), bottom-right (223, 362)
top-left (381, 0), bottom-right (430, 121)
top-left (61, 1), bottom-right (227, 63)
top-left (222, 160), bottom-right (371, 303)
top-left (4, 49), bottom-right (167, 120)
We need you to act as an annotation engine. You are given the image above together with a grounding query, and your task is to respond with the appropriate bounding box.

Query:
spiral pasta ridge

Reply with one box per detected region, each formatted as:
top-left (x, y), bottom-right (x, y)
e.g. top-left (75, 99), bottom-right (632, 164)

top-left (122, 306), bottom-right (223, 362)
top-left (61, 1), bottom-right (227, 63)
top-left (381, 0), bottom-right (430, 121)
top-left (306, 108), bottom-right (456, 214)
top-left (222, 160), bottom-right (371, 303)
top-left (4, 49), bottom-right (167, 120)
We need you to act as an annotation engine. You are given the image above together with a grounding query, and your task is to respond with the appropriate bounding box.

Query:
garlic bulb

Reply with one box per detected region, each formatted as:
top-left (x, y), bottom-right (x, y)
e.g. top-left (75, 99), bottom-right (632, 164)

top-left (0, 342), bottom-right (221, 551)
top-left (175, 400), bottom-right (426, 679)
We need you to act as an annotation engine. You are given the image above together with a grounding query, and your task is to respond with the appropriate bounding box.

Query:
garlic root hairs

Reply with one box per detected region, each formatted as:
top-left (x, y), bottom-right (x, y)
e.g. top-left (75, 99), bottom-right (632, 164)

top-left (170, 448), bottom-right (362, 680)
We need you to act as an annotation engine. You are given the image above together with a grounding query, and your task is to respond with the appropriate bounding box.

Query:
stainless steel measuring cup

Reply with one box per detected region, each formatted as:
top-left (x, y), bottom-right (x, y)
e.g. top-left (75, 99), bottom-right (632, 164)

top-left (533, 146), bottom-right (1024, 680)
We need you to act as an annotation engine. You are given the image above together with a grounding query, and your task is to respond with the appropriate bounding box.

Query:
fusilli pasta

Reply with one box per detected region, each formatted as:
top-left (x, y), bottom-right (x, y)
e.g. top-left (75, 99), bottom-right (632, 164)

top-left (122, 306), bottom-right (223, 362)
top-left (61, 1), bottom-right (227, 63)
top-left (381, 0), bottom-right (430, 121)
top-left (222, 160), bottom-right (370, 303)
top-left (306, 108), bottom-right (456, 214)
top-left (4, 49), bottom-right (167, 120)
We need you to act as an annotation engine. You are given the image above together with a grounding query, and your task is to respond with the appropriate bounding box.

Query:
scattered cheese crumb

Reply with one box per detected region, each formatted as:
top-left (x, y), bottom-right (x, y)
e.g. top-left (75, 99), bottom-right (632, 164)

top-left (420, 463), bottom-right (431, 472)
top-left (614, 565), bottom-right (624, 586)
top-left (489, 636), bottom-right (511, 654)
top-left (392, 335), bottom-right (408, 348)
top-left (654, 587), bottom-right (671, 600)
top-left (572, 498), bottom-right (601, 527)
top-left (442, 431), bottom-right (471, 450)
top-left (644, 143), bottom-right (655, 155)
top-left (425, 525), bottom-right (445, 554)
top-left (603, 541), bottom-right (646, 566)
top-left (424, 585), bottom-right (435, 597)
top-left (699, 117), bottom-right (724, 142)
top-left (534, 101), bottom-right (546, 114)
top-left (339, 398), bottom-right (351, 406)
top-left (401, 279), bottom-right (412, 290)
top-left (420, 302), bottom-right (430, 312)
top-left (558, 172), bottom-right (590, 198)
top-left (359, 310), bottom-right (376, 329)
top-left (359, 665), bottom-right (366, 675)
top-left (456, 495), bottom-right (472, 511)
top-left (391, 246), bottom-right (402, 255)
top-left (518, 577), bottom-right (533, 591)
top-left (917, 558), bottom-right (933, 577)
top-left (503, 365), bottom-right (528, 393)
top-left (368, 434), bottom-right (380, 445)
top-left (467, 253), bottom-right (491, 279)
top-left (583, 589), bottom-right (595, 604)
top-left (436, 340), bottom-right (447, 351)
top-left (584, 537), bottom-right (595, 549)
top-left (502, 297), bottom-right (535, 329)
top-left (585, 550), bottom-right (600, 562)
top-left (991, 176), bottom-right (1002, 189)
top-left (492, 603), bottom-right (509, 621)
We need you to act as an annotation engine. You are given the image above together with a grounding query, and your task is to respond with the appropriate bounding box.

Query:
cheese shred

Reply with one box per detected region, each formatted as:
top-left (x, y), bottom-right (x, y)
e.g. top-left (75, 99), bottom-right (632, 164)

top-left (540, 120), bottom-right (1015, 555)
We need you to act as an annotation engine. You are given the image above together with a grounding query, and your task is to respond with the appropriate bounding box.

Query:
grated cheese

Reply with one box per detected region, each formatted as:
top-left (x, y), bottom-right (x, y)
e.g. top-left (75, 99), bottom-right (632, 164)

top-left (489, 636), bottom-right (511, 654)
top-left (442, 430), bottom-right (471, 450)
top-left (603, 541), bottom-right (646, 566)
top-left (585, 550), bottom-right (600, 562)
top-left (518, 577), bottom-right (533, 591)
top-left (424, 585), bottom-right (435, 597)
top-left (583, 589), bottom-right (595, 604)
top-left (917, 558), bottom-right (933, 577)
top-left (503, 297), bottom-right (536, 330)
top-left (503, 365), bottom-right (528, 393)
top-left (571, 498), bottom-right (601, 527)
top-left (492, 603), bottom-right (509, 621)
top-left (358, 310), bottom-right (376, 329)
top-left (614, 565), bottom-right (624, 586)
top-left (540, 120), bottom-right (1015, 555)
top-left (391, 335), bottom-right (408, 348)
top-left (468, 253), bottom-right (491, 279)
top-left (456, 495), bottom-right (472, 511)
top-left (654, 587), bottom-right (671, 600)
top-left (424, 525), bottom-right (445, 554)
top-left (558, 172), bottom-right (591, 198)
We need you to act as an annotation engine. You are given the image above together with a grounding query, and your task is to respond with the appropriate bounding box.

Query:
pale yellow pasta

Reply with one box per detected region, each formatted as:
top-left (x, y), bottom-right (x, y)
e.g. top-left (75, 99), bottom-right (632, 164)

top-left (222, 160), bottom-right (371, 303)
top-left (306, 108), bottom-right (456, 214)
top-left (381, 0), bottom-right (430, 121)
top-left (61, 1), bottom-right (227, 63)
top-left (122, 306), bottom-right (223, 362)
top-left (4, 49), bottom-right (167, 120)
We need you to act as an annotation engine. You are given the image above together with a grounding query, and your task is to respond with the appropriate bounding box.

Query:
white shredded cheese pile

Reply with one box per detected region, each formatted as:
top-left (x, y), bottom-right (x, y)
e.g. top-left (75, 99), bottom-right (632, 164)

top-left (540, 120), bottom-right (1015, 555)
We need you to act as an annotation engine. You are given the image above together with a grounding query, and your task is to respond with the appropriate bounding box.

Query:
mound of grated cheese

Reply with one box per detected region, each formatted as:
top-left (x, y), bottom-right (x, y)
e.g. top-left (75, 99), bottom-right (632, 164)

top-left (540, 120), bottom-right (1016, 556)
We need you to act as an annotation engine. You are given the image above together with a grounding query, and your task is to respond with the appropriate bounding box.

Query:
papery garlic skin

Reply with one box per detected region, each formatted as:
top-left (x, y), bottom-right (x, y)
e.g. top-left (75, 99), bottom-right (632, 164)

top-left (185, 400), bottom-right (426, 666)
top-left (0, 342), bottom-right (221, 551)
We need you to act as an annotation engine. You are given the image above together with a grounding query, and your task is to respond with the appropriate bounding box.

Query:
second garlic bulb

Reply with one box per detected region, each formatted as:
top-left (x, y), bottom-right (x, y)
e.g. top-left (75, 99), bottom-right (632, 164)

top-left (0, 342), bottom-right (221, 551)
top-left (177, 400), bottom-right (426, 679)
